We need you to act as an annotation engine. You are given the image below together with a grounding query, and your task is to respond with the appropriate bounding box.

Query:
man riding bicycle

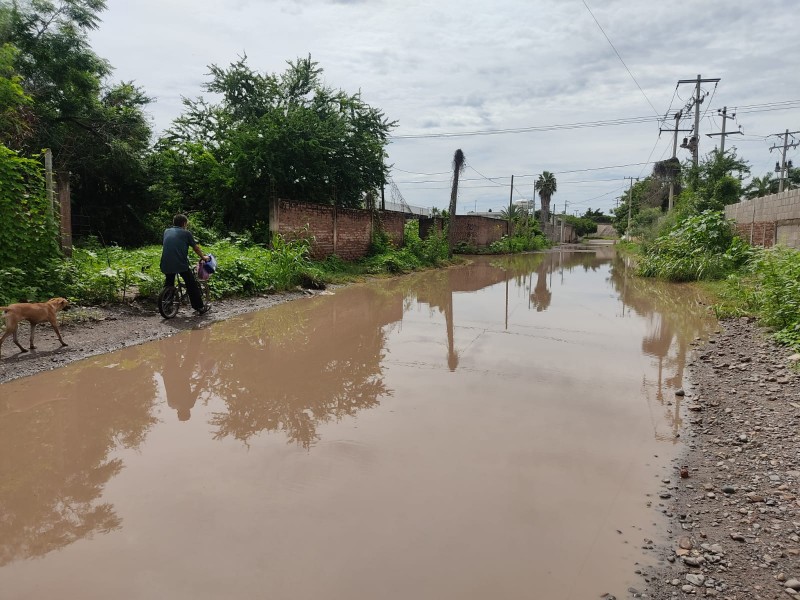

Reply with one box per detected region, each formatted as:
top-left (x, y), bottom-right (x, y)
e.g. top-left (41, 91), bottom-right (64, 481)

top-left (160, 214), bottom-right (211, 315)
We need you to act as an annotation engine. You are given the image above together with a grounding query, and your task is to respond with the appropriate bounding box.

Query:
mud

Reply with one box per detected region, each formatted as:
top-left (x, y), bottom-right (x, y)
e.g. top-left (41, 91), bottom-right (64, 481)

top-left (639, 317), bottom-right (800, 600)
top-left (0, 290), bottom-right (309, 384)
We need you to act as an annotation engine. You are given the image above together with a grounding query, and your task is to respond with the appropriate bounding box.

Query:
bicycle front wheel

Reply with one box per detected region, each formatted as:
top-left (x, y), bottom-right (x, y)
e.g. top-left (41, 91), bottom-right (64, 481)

top-left (158, 286), bottom-right (180, 319)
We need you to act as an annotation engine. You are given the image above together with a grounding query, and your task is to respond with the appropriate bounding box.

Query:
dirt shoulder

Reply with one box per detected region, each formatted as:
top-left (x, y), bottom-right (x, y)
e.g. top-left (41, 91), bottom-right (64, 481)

top-left (0, 291), bottom-right (311, 384)
top-left (640, 317), bottom-right (800, 599)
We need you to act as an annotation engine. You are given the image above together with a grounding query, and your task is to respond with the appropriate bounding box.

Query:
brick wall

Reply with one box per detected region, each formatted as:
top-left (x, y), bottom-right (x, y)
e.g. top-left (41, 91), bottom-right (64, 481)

top-left (451, 215), bottom-right (509, 247)
top-left (270, 199), bottom-right (406, 259)
top-left (420, 216), bottom-right (444, 239)
top-left (725, 189), bottom-right (800, 249)
top-left (732, 221), bottom-right (777, 248)
top-left (376, 210), bottom-right (406, 248)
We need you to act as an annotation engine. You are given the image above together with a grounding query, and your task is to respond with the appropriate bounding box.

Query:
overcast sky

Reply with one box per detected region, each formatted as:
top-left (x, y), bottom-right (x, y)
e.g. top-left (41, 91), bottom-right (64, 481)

top-left (89, 0), bottom-right (800, 216)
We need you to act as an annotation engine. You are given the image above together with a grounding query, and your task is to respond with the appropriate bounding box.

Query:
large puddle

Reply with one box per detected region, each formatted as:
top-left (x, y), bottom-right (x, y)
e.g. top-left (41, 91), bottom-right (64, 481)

top-left (0, 249), bottom-right (715, 599)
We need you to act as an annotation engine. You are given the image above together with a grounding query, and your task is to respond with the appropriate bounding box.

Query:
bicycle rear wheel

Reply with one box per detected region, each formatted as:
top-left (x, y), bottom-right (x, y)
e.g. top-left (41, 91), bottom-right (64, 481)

top-left (158, 286), bottom-right (180, 319)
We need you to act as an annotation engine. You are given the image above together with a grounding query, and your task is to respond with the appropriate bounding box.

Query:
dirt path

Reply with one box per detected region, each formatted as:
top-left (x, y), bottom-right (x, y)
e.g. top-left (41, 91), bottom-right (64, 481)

top-left (638, 317), bottom-right (800, 600)
top-left (0, 291), bottom-right (309, 384)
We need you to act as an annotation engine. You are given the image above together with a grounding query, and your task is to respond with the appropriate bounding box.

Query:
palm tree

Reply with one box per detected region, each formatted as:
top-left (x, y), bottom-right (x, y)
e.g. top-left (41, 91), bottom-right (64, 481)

top-left (535, 171), bottom-right (557, 226)
top-left (744, 173), bottom-right (779, 199)
top-left (499, 204), bottom-right (523, 222)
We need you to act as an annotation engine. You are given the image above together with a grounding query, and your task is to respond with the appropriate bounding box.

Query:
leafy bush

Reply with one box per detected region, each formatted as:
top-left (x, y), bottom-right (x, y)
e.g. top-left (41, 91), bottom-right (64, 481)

top-left (487, 233), bottom-right (547, 254)
top-left (0, 146), bottom-right (62, 304)
top-left (404, 220), bottom-right (448, 265)
top-left (749, 247), bottom-right (800, 349)
top-left (638, 211), bottom-right (751, 282)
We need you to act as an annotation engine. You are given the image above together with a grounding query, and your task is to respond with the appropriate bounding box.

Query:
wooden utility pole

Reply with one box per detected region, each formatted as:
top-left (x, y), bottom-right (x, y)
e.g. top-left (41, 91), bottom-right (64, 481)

top-left (677, 74), bottom-right (720, 166)
top-left (44, 150), bottom-right (56, 230)
top-left (508, 174), bottom-right (514, 236)
top-left (625, 177), bottom-right (636, 236)
top-left (706, 106), bottom-right (742, 154)
top-left (769, 129), bottom-right (800, 192)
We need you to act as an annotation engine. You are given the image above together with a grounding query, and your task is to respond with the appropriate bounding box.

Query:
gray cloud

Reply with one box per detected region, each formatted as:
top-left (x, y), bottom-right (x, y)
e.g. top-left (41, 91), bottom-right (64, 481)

top-left (90, 0), bottom-right (800, 215)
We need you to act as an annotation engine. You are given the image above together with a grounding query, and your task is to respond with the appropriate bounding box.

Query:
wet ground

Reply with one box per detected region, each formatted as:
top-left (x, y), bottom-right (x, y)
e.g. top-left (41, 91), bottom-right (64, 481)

top-left (0, 249), bottom-right (719, 599)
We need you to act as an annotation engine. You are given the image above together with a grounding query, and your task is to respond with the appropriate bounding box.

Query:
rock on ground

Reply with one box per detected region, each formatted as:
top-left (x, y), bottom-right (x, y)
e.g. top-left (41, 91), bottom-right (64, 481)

top-left (639, 316), bottom-right (800, 600)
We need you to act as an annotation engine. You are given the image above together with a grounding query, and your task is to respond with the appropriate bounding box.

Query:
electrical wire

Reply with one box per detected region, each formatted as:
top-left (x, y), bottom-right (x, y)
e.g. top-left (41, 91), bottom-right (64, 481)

top-left (390, 115), bottom-right (660, 139)
top-left (466, 163), bottom-right (507, 187)
top-left (393, 167), bottom-right (451, 176)
top-left (389, 100), bottom-right (799, 141)
top-left (581, 0), bottom-right (661, 118)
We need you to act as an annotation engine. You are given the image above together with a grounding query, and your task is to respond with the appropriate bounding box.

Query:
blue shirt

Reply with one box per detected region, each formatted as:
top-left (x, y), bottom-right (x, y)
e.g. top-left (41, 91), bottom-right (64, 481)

top-left (160, 227), bottom-right (197, 274)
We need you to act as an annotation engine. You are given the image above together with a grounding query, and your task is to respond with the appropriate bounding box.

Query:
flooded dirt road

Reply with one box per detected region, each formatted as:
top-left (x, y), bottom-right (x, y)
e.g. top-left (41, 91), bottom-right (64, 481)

top-left (0, 250), bottom-right (716, 600)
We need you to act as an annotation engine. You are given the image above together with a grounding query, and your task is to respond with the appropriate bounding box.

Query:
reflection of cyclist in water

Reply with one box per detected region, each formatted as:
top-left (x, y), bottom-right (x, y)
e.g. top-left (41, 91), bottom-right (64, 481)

top-left (162, 329), bottom-right (208, 422)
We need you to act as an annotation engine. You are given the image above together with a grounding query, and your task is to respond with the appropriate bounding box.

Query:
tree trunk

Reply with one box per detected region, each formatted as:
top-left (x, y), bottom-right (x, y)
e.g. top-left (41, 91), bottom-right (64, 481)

top-left (540, 195), bottom-right (550, 228)
top-left (57, 170), bottom-right (72, 257)
top-left (447, 149), bottom-right (465, 258)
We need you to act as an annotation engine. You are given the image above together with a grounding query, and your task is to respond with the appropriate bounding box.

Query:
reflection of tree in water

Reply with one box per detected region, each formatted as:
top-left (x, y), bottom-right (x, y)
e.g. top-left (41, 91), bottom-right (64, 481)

top-left (0, 355), bottom-right (158, 566)
top-left (513, 251), bottom-right (609, 312)
top-left (207, 286), bottom-right (398, 449)
top-left (608, 254), bottom-right (716, 440)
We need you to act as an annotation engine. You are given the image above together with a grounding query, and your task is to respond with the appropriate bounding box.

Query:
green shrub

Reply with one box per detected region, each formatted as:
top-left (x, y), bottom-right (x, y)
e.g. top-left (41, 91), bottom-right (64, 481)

top-left (749, 247), bottom-right (800, 349)
top-left (637, 211), bottom-right (751, 282)
top-left (0, 147), bottom-right (62, 304)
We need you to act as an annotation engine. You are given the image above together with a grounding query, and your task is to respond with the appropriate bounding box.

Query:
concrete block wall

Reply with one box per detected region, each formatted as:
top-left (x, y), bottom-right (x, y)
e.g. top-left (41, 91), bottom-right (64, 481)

top-left (725, 189), bottom-right (800, 248)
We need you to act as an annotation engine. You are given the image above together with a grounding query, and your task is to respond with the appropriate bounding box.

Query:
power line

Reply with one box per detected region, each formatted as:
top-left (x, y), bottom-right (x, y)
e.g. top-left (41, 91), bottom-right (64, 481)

top-left (388, 99), bottom-right (800, 140)
top-left (394, 160), bottom-right (660, 185)
top-left (390, 115), bottom-right (660, 139)
top-left (581, 0), bottom-right (661, 117)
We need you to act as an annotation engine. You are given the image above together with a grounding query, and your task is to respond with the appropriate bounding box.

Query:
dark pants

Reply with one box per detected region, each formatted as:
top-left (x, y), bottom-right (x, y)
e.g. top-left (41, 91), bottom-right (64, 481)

top-left (164, 270), bottom-right (205, 311)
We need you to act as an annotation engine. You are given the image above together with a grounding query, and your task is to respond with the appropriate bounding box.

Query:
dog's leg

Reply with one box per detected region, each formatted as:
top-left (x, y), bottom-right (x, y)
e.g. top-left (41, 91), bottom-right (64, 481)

top-left (29, 323), bottom-right (36, 350)
top-left (0, 330), bottom-right (8, 358)
top-left (11, 328), bottom-right (27, 353)
top-left (49, 316), bottom-right (68, 347)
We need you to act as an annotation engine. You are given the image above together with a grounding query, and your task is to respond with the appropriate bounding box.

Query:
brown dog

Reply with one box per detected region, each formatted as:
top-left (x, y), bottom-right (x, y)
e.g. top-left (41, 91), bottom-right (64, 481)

top-left (0, 297), bottom-right (69, 358)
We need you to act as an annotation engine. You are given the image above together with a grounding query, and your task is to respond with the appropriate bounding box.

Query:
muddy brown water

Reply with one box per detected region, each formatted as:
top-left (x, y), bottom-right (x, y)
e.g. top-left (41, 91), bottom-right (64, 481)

top-left (0, 250), bottom-right (715, 600)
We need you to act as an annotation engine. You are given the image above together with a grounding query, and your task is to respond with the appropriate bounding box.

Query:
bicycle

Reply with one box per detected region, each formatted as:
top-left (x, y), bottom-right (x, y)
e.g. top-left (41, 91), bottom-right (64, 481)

top-left (157, 277), bottom-right (210, 319)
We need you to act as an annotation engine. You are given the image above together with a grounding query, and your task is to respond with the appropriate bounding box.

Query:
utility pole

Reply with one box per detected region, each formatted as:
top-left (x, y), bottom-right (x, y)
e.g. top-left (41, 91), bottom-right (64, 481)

top-left (660, 110), bottom-right (692, 211)
top-left (559, 201), bottom-right (568, 243)
top-left (677, 74), bottom-right (720, 166)
top-left (706, 106), bottom-right (742, 154)
top-left (624, 177), bottom-right (636, 236)
top-left (508, 174), bottom-right (514, 236)
top-left (769, 129), bottom-right (800, 192)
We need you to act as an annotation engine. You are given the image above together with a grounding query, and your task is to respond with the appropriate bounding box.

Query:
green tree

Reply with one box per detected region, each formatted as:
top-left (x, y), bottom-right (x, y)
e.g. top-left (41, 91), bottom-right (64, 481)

top-left (582, 208), bottom-right (611, 223)
top-left (565, 215), bottom-right (598, 237)
top-left (0, 42), bottom-right (31, 145)
top-left (159, 55), bottom-right (396, 240)
top-left (744, 172), bottom-right (779, 199)
top-left (4, 0), bottom-right (156, 245)
top-left (535, 171), bottom-right (557, 226)
top-left (679, 149), bottom-right (749, 213)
